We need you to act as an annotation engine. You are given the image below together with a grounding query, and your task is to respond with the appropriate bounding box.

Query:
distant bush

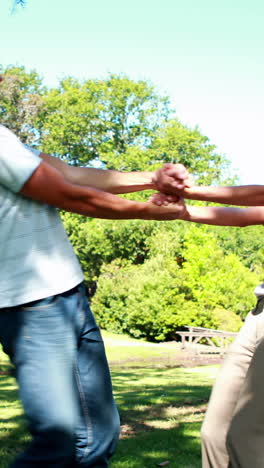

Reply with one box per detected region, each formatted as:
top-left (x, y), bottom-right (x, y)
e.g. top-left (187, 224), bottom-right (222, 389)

top-left (92, 225), bottom-right (259, 342)
top-left (211, 308), bottom-right (243, 332)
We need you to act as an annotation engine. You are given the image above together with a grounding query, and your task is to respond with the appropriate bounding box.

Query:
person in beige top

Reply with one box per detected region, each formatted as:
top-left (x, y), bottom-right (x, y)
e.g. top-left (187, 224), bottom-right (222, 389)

top-left (153, 163), bottom-right (264, 468)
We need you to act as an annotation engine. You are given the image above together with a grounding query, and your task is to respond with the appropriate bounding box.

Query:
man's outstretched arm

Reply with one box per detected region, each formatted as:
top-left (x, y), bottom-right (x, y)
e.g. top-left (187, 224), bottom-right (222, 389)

top-left (40, 153), bottom-right (189, 194)
top-left (20, 160), bottom-right (186, 221)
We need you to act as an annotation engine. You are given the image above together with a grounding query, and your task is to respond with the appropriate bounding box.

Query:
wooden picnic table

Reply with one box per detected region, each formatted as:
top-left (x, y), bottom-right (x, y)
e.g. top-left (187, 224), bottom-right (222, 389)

top-left (177, 326), bottom-right (237, 354)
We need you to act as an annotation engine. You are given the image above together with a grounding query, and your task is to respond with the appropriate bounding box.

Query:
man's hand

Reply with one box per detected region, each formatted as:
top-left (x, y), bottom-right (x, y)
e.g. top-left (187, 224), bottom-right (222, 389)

top-left (147, 192), bottom-right (187, 220)
top-left (149, 192), bottom-right (180, 207)
top-left (143, 196), bottom-right (187, 220)
top-left (149, 192), bottom-right (187, 220)
top-left (153, 163), bottom-right (193, 194)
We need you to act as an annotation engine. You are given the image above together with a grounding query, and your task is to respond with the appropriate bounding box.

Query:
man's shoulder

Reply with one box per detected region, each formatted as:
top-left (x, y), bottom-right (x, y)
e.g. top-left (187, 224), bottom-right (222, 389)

top-left (0, 124), bottom-right (10, 135)
top-left (0, 124), bottom-right (13, 134)
top-left (0, 125), bottom-right (42, 193)
top-left (0, 125), bottom-right (19, 143)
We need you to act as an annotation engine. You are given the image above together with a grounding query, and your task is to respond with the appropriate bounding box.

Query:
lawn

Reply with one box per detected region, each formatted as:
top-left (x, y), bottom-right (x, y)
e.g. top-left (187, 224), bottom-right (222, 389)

top-left (0, 333), bottom-right (219, 468)
top-left (110, 365), bottom-right (217, 468)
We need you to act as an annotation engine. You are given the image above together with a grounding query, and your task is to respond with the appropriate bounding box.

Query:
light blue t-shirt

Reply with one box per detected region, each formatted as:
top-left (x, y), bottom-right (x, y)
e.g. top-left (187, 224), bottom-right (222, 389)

top-left (0, 125), bottom-right (83, 307)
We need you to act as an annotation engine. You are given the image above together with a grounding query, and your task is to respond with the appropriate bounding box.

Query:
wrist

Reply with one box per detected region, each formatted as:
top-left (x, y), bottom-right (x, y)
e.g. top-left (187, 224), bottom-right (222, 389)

top-left (118, 171), bottom-right (156, 193)
top-left (179, 186), bottom-right (201, 200)
top-left (122, 199), bottom-right (150, 220)
top-left (149, 171), bottom-right (159, 191)
top-left (145, 171), bottom-right (157, 190)
top-left (178, 205), bottom-right (191, 221)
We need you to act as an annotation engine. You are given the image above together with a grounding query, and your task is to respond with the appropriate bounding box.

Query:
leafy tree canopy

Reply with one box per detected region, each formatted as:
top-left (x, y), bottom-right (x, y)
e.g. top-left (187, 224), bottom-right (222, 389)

top-left (92, 224), bottom-right (257, 341)
top-left (38, 75), bottom-right (171, 166)
top-left (0, 65), bottom-right (232, 187)
top-left (0, 65), bottom-right (44, 144)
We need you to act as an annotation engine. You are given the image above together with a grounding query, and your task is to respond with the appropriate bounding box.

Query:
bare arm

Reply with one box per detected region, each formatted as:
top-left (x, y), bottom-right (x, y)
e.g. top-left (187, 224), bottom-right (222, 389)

top-left (40, 152), bottom-right (155, 194)
top-left (179, 205), bottom-right (264, 226)
top-left (180, 185), bottom-right (264, 207)
top-left (40, 153), bottom-right (190, 194)
top-left (20, 161), bottom-right (186, 221)
top-left (155, 164), bottom-right (264, 206)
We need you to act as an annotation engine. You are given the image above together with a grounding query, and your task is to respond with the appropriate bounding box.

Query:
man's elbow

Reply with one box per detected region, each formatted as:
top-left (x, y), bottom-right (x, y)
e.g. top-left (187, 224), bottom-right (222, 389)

top-left (20, 161), bottom-right (75, 210)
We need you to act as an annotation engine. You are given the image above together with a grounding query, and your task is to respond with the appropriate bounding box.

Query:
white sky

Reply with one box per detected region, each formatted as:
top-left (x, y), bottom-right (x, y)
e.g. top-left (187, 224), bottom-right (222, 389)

top-left (1, 0), bottom-right (264, 184)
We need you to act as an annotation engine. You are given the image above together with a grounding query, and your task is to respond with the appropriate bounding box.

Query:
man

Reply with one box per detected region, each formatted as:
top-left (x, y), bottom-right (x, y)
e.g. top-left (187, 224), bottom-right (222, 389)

top-left (153, 164), bottom-right (264, 468)
top-left (0, 117), bottom-right (189, 468)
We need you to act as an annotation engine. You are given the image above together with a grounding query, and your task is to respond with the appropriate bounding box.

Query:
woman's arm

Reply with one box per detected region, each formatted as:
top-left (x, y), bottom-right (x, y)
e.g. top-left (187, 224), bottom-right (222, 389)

top-left (154, 164), bottom-right (264, 206)
top-left (180, 185), bottom-right (264, 207)
top-left (179, 205), bottom-right (264, 226)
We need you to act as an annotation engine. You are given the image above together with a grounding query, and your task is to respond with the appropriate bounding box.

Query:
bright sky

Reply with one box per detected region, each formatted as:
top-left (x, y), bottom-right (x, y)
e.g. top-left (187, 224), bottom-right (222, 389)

top-left (1, 0), bottom-right (264, 184)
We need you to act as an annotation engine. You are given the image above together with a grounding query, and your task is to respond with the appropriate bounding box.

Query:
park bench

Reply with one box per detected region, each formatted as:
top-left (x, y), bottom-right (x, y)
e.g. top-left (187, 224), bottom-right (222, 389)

top-left (176, 326), bottom-right (238, 354)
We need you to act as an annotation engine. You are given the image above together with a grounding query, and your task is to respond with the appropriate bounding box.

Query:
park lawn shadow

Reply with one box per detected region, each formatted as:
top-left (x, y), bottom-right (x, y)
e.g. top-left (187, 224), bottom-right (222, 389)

top-left (109, 366), bottom-right (214, 468)
top-left (111, 422), bottom-right (202, 468)
top-left (0, 363), bottom-right (215, 468)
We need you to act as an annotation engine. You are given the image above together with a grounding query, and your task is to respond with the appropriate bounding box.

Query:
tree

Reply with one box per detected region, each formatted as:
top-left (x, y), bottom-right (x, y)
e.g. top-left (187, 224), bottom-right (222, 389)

top-left (181, 225), bottom-right (258, 317)
top-left (209, 224), bottom-right (264, 273)
top-left (91, 223), bottom-right (259, 341)
top-left (38, 75), bottom-right (171, 166)
top-left (147, 120), bottom-right (234, 185)
top-left (0, 65), bottom-right (44, 144)
top-left (61, 211), bottom-right (160, 292)
top-left (81, 113), bottom-right (233, 180)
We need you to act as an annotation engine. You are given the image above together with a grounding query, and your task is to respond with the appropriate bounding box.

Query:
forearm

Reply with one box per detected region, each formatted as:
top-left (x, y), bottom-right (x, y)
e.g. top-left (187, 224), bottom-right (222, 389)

top-left (40, 153), bottom-right (155, 194)
top-left (181, 185), bottom-right (264, 206)
top-left (59, 186), bottom-right (148, 219)
top-left (21, 161), bottom-right (185, 221)
top-left (180, 205), bottom-right (264, 226)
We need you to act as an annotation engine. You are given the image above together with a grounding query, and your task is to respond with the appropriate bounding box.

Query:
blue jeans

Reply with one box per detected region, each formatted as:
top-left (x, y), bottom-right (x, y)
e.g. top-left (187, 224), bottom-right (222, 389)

top-left (0, 283), bottom-right (120, 467)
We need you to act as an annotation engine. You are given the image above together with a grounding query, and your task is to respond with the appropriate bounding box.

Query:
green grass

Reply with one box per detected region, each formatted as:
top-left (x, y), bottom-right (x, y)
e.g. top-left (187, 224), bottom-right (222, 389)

top-left (105, 345), bottom-right (181, 367)
top-left (0, 335), bottom-right (219, 468)
top-left (110, 366), bottom-right (217, 468)
top-left (0, 374), bottom-right (31, 468)
top-left (102, 330), bottom-right (187, 368)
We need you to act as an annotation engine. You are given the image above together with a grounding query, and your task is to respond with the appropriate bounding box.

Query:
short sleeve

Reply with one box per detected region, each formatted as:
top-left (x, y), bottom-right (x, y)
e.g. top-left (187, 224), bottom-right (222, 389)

top-left (0, 125), bottom-right (42, 193)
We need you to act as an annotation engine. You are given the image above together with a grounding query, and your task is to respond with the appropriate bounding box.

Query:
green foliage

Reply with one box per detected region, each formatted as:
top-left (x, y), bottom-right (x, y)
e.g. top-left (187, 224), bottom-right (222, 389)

top-left (211, 308), bottom-right (243, 332)
top-left (209, 224), bottom-right (264, 273)
top-left (27, 70), bottom-right (230, 181)
top-left (92, 223), bottom-right (259, 341)
top-left (0, 65), bottom-right (44, 144)
top-left (147, 120), bottom-right (234, 185)
top-left (0, 66), bottom-right (231, 183)
top-left (92, 253), bottom-right (213, 342)
top-left (145, 221), bottom-right (188, 260)
top-left (38, 75), bottom-right (170, 166)
top-left (61, 212), bottom-right (159, 285)
top-left (61, 209), bottom-right (260, 341)
top-left (181, 225), bottom-right (258, 317)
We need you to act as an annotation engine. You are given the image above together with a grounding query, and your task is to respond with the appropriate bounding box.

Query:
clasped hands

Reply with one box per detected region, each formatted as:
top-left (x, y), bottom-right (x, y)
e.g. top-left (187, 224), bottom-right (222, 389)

top-left (151, 163), bottom-right (192, 210)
